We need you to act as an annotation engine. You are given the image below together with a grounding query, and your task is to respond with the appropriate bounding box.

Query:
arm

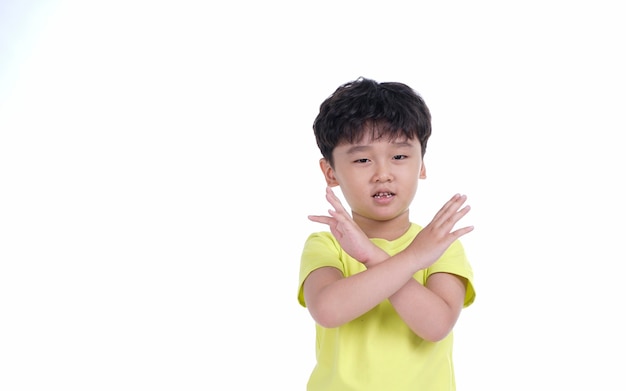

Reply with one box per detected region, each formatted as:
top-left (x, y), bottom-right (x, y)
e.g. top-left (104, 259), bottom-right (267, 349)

top-left (302, 246), bottom-right (426, 328)
top-left (305, 188), bottom-right (473, 338)
top-left (388, 272), bottom-right (467, 341)
top-left (303, 265), bottom-right (467, 342)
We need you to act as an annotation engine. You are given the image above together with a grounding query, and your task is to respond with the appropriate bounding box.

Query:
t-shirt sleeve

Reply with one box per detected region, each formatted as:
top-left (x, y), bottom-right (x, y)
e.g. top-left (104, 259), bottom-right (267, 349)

top-left (297, 232), bottom-right (343, 307)
top-left (426, 239), bottom-right (476, 307)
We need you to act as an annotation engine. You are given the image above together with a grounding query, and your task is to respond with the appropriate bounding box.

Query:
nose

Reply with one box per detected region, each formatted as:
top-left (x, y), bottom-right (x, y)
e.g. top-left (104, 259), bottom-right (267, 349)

top-left (374, 164), bottom-right (393, 183)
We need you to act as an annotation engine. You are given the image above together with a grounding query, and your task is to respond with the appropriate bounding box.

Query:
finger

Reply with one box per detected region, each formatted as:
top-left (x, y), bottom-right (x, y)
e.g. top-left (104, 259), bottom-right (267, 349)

top-left (431, 194), bottom-right (463, 221)
top-left (325, 187), bottom-right (350, 215)
top-left (440, 204), bottom-right (472, 231)
top-left (432, 194), bottom-right (468, 226)
top-left (308, 215), bottom-right (334, 225)
top-left (326, 209), bottom-right (348, 225)
top-left (457, 204), bottom-right (471, 220)
top-left (451, 225), bottom-right (474, 239)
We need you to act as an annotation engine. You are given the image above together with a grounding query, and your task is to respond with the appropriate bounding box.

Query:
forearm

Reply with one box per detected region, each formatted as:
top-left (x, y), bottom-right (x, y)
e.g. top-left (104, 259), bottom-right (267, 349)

top-left (389, 273), bottom-right (466, 341)
top-left (308, 251), bottom-right (421, 328)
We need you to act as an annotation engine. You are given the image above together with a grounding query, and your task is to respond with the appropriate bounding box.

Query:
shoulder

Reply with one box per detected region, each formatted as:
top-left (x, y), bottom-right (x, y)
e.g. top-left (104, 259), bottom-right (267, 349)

top-left (303, 231), bottom-right (340, 253)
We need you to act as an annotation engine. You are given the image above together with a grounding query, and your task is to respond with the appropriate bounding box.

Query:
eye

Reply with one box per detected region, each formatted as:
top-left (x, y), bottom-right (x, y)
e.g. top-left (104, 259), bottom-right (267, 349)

top-left (393, 155), bottom-right (408, 160)
top-left (354, 158), bottom-right (370, 163)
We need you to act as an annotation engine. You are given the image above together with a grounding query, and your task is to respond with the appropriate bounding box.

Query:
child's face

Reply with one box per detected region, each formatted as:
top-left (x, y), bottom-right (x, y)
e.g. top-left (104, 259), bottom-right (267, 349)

top-left (320, 133), bottom-right (426, 227)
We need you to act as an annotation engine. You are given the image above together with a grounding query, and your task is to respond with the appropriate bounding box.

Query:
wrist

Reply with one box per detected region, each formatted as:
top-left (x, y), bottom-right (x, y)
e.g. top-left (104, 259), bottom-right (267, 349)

top-left (362, 245), bottom-right (389, 268)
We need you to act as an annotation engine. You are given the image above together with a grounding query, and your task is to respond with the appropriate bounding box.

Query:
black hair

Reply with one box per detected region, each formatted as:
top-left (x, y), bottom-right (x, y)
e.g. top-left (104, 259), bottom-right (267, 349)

top-left (313, 77), bottom-right (432, 167)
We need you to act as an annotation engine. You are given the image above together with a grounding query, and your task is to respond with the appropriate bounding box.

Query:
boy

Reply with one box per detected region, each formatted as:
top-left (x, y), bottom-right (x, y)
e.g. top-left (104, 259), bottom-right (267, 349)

top-left (297, 77), bottom-right (476, 390)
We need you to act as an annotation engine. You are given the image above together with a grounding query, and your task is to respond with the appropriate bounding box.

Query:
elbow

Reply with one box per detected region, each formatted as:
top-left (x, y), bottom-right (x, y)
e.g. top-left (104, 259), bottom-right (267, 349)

top-left (414, 319), bottom-right (456, 342)
top-left (418, 303), bottom-right (462, 342)
top-left (308, 302), bottom-right (345, 329)
top-left (315, 317), bottom-right (342, 329)
top-left (420, 327), bottom-right (452, 343)
top-left (310, 311), bottom-right (344, 329)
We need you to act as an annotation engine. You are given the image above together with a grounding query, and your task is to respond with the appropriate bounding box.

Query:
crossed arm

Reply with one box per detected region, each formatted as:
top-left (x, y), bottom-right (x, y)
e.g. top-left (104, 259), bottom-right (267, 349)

top-left (303, 187), bottom-right (472, 342)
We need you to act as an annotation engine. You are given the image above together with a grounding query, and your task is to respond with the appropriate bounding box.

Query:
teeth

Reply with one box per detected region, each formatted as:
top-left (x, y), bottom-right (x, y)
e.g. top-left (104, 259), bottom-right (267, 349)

top-left (374, 192), bottom-right (393, 198)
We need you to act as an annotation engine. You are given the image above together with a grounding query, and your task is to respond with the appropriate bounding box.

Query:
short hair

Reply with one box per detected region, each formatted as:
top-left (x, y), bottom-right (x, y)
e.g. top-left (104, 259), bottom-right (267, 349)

top-left (313, 77), bottom-right (432, 167)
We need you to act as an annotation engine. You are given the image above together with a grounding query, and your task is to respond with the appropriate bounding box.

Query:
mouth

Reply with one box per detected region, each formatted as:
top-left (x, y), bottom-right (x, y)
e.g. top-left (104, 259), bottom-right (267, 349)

top-left (373, 191), bottom-right (395, 199)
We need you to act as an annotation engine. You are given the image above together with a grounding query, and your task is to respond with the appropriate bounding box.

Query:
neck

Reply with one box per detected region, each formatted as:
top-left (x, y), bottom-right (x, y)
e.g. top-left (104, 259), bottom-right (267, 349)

top-left (353, 210), bottom-right (412, 241)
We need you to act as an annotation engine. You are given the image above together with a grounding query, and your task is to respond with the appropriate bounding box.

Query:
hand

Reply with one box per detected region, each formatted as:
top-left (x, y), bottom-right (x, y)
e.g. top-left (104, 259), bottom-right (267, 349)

top-left (308, 187), bottom-right (381, 265)
top-left (409, 193), bottom-right (474, 269)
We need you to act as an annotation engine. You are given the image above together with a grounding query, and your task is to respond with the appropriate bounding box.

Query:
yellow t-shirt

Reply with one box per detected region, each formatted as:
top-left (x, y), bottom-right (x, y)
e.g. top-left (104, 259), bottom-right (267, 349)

top-left (297, 223), bottom-right (476, 391)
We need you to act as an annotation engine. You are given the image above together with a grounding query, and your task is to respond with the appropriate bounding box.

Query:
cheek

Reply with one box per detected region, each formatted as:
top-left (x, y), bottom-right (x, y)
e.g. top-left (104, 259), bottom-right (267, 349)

top-left (400, 171), bottom-right (420, 192)
top-left (336, 167), bottom-right (366, 184)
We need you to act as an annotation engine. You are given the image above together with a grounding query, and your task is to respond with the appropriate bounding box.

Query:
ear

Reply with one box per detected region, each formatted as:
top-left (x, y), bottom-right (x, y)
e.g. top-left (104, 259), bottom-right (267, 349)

top-left (419, 162), bottom-right (427, 179)
top-left (319, 158), bottom-right (339, 187)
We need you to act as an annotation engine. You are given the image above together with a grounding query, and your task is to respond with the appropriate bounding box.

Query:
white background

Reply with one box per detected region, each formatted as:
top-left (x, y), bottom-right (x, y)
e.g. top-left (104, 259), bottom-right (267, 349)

top-left (1, 1), bottom-right (625, 389)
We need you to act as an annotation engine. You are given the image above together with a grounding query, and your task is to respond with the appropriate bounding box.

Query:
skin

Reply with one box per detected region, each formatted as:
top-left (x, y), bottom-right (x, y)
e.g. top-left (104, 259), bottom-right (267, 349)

top-left (304, 133), bottom-right (474, 342)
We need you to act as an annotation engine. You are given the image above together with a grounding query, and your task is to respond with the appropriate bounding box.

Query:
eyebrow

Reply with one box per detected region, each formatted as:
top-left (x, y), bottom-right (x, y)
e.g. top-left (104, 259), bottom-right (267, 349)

top-left (345, 141), bottom-right (414, 154)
